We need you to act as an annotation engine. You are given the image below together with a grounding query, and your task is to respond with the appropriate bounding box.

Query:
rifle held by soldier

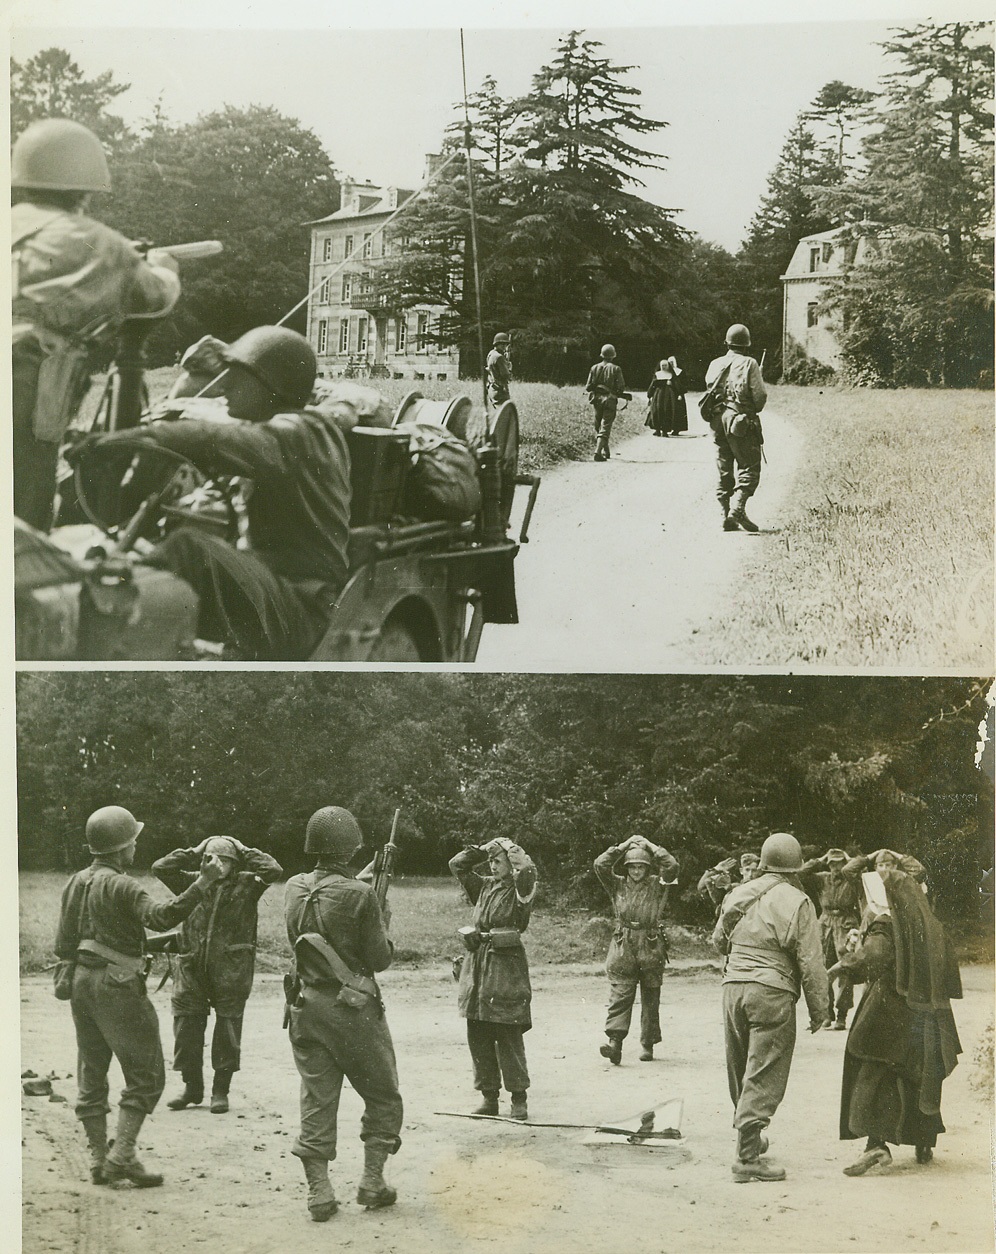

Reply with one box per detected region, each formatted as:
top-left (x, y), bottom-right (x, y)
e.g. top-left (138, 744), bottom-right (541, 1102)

top-left (372, 808), bottom-right (401, 909)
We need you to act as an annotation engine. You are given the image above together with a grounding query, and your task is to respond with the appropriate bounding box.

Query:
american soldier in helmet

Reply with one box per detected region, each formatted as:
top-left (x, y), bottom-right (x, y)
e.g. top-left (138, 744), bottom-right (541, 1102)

top-left (283, 807), bottom-right (402, 1222)
top-left (486, 332), bottom-right (512, 408)
top-left (77, 324), bottom-right (351, 660)
top-left (712, 832), bottom-right (828, 1182)
top-left (151, 835), bottom-right (282, 1114)
top-left (585, 344), bottom-right (628, 462)
top-left (593, 835), bottom-right (679, 1064)
top-left (54, 806), bottom-right (225, 1188)
top-left (11, 119), bottom-right (181, 531)
top-left (703, 324), bottom-right (768, 532)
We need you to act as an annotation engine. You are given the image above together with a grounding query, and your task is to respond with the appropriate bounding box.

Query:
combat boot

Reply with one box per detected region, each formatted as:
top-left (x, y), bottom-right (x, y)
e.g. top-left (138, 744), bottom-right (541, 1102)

top-left (593, 433), bottom-right (609, 462)
top-left (300, 1156), bottom-right (338, 1221)
top-left (599, 1033), bottom-right (623, 1065)
top-left (639, 1045), bottom-right (654, 1061)
top-left (729, 507), bottom-right (759, 533)
top-left (732, 1157), bottom-right (787, 1183)
top-left (356, 1139), bottom-right (397, 1210)
top-left (473, 1090), bottom-right (499, 1116)
top-left (81, 1114), bottom-right (109, 1184)
top-left (210, 1068), bottom-right (233, 1114)
top-left (166, 1070), bottom-right (204, 1110)
top-left (103, 1108), bottom-right (164, 1188)
top-left (509, 1092), bottom-right (528, 1121)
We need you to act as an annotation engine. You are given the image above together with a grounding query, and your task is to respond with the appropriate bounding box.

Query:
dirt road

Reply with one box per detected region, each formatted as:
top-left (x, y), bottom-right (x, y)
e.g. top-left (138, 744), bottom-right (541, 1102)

top-left (478, 404), bottom-right (803, 670)
top-left (20, 962), bottom-right (993, 1254)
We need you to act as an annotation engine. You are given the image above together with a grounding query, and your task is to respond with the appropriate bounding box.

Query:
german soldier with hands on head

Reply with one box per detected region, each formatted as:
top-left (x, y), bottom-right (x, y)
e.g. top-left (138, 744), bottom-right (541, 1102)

top-left (54, 806), bottom-right (224, 1188)
top-left (594, 834), bottom-right (679, 1064)
top-left (151, 835), bottom-right (282, 1114)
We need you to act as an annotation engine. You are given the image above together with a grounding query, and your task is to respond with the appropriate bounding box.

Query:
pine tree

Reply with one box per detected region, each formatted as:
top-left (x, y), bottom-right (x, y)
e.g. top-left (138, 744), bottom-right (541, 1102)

top-left (10, 47), bottom-right (132, 150)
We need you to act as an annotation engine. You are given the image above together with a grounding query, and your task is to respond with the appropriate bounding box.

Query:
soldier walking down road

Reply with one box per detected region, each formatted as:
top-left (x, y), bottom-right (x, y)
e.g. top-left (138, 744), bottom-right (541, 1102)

top-left (449, 839), bottom-right (538, 1121)
top-left (594, 835), bottom-right (679, 1064)
top-left (712, 832), bottom-right (828, 1182)
top-left (799, 847), bottom-right (862, 1030)
top-left (54, 806), bottom-right (225, 1188)
top-left (704, 324), bottom-right (767, 532)
top-left (486, 333), bottom-right (513, 408)
top-left (284, 807), bottom-right (402, 1222)
top-left (585, 344), bottom-right (628, 462)
top-left (11, 119), bottom-right (180, 532)
top-left (152, 836), bottom-right (282, 1114)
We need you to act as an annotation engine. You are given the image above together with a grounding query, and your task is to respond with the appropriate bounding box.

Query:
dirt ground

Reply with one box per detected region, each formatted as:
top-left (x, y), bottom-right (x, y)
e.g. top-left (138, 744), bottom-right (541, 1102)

top-left (477, 403), bottom-right (804, 670)
top-left (19, 961), bottom-right (994, 1254)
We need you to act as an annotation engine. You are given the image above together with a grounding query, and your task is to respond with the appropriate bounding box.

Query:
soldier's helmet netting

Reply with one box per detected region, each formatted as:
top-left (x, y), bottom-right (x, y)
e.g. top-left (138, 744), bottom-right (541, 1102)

top-left (305, 807), bottom-right (363, 863)
top-left (204, 836), bottom-right (240, 864)
top-left (482, 837), bottom-right (537, 903)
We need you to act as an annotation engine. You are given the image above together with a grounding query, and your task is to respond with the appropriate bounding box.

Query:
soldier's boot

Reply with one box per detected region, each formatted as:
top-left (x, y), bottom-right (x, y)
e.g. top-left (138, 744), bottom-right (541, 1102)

top-left (599, 1032), bottom-right (623, 1065)
top-left (81, 1114), bottom-right (109, 1184)
top-left (509, 1092), bottom-right (528, 1121)
top-left (166, 1069), bottom-right (204, 1111)
top-left (102, 1108), bottom-right (164, 1189)
top-left (356, 1140), bottom-right (397, 1210)
top-left (639, 1044), bottom-right (654, 1062)
top-left (210, 1069), bottom-right (233, 1114)
top-left (721, 499), bottom-right (739, 531)
top-left (593, 433), bottom-right (609, 462)
top-left (300, 1156), bottom-right (338, 1222)
top-left (729, 504), bottom-right (759, 533)
top-left (473, 1090), bottom-right (499, 1116)
top-left (832, 1013), bottom-right (848, 1031)
top-left (732, 1122), bottom-right (784, 1183)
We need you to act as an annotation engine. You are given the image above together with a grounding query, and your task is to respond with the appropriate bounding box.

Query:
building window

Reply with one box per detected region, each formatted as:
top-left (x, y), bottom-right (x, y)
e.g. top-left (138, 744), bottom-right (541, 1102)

top-left (416, 313), bottom-right (430, 353)
top-left (318, 277), bottom-right (330, 304)
top-left (822, 242), bottom-right (833, 263)
top-left (344, 235), bottom-right (354, 258)
top-left (341, 276), bottom-right (352, 302)
top-left (362, 233), bottom-right (373, 259)
top-left (809, 247), bottom-right (820, 273)
top-left (322, 237), bottom-right (332, 262)
top-left (395, 317), bottom-right (407, 354)
top-left (807, 302), bottom-right (819, 328)
top-left (338, 317), bottom-right (349, 354)
top-left (317, 319), bottom-right (328, 355)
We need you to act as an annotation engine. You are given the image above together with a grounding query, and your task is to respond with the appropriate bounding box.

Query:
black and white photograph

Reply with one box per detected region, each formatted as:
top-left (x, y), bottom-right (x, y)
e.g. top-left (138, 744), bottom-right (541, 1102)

top-left (7, 3), bottom-right (996, 1253)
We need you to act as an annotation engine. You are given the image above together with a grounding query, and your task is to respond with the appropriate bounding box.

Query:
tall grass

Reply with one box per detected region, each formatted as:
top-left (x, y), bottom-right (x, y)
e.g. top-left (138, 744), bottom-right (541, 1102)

top-left (18, 871), bottom-right (711, 974)
top-left (701, 385), bottom-right (994, 668)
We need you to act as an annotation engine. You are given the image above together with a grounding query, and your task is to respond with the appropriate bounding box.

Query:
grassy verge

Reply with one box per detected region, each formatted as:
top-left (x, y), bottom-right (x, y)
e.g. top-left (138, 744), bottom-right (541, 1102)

top-left (85, 370), bottom-right (644, 477)
top-left (19, 871), bottom-right (711, 974)
top-left (701, 385), bottom-right (994, 668)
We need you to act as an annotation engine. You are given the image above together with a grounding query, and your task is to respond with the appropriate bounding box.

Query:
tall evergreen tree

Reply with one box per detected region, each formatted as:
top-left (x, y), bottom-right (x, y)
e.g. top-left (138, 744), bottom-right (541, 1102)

top-left (10, 47), bottom-right (132, 150)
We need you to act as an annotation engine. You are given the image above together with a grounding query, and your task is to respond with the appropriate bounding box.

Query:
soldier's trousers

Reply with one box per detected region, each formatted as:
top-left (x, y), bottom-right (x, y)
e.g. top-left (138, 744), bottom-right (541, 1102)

top-left (71, 963), bottom-right (166, 1120)
top-left (823, 921), bottom-right (855, 1022)
top-left (12, 337), bottom-right (59, 532)
top-left (591, 399), bottom-right (618, 440)
top-left (712, 425), bottom-right (761, 513)
top-left (723, 982), bottom-right (796, 1160)
top-left (604, 979), bottom-right (662, 1048)
top-left (173, 1011), bottom-right (244, 1075)
top-left (288, 986), bottom-right (403, 1162)
top-left (150, 529), bottom-right (327, 662)
top-left (466, 1019), bottom-right (530, 1093)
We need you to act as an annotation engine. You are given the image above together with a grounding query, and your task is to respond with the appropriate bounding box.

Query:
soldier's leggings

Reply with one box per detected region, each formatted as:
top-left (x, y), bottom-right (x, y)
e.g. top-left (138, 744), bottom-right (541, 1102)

top-left (723, 982), bottom-right (796, 1160)
top-left (604, 979), bottom-right (662, 1048)
top-left (71, 964), bottom-right (166, 1120)
top-left (173, 1011), bottom-right (244, 1075)
top-left (712, 425), bottom-right (761, 513)
top-left (466, 1020), bottom-right (530, 1093)
top-left (288, 986), bottom-right (403, 1162)
top-left (13, 337), bottom-right (59, 532)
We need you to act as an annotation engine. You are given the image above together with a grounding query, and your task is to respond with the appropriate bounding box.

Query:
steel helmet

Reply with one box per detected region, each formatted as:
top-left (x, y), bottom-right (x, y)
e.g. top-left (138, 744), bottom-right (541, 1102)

top-left (725, 324), bottom-right (751, 348)
top-left (493, 332), bottom-right (510, 346)
top-left (758, 832), bottom-right (803, 873)
top-left (600, 344), bottom-right (616, 359)
top-left (12, 118), bottom-right (112, 193)
top-left (222, 326), bottom-right (317, 407)
top-left (86, 806), bottom-right (144, 855)
top-left (623, 846), bottom-right (654, 867)
top-left (204, 836), bottom-right (240, 862)
top-left (825, 847), bottom-right (848, 863)
top-left (304, 806), bottom-right (363, 862)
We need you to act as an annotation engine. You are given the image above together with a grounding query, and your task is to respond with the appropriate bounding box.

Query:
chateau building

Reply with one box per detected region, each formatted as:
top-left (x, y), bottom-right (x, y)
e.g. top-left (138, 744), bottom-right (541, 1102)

top-left (305, 177), bottom-right (460, 381)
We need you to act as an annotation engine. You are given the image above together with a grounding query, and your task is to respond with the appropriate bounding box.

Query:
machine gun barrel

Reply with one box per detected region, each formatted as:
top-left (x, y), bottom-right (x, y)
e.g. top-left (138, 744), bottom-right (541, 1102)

top-left (372, 808), bottom-right (401, 908)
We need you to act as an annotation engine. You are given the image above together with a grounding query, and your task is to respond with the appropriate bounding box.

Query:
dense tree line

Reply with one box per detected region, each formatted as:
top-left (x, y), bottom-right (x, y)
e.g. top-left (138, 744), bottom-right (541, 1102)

top-left (16, 674), bottom-right (992, 925)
